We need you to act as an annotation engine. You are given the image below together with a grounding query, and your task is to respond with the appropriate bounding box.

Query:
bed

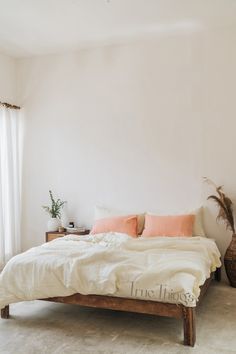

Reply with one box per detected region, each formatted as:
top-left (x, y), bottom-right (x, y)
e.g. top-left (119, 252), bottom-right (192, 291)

top-left (0, 232), bottom-right (221, 347)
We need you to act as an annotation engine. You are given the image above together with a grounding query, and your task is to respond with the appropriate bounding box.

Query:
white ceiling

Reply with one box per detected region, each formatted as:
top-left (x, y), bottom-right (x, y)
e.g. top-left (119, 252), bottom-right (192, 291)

top-left (0, 0), bottom-right (236, 58)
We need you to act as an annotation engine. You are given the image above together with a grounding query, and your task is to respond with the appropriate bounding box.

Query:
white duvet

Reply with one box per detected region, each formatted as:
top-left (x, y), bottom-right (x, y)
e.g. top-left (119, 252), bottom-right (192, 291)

top-left (0, 233), bottom-right (221, 309)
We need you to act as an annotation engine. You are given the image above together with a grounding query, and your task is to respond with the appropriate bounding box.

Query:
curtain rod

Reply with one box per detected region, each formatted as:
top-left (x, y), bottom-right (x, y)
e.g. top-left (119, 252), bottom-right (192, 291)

top-left (0, 101), bottom-right (21, 110)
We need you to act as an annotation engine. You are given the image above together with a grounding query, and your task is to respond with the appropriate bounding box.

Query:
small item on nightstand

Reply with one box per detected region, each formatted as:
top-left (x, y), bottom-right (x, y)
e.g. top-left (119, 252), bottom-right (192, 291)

top-left (68, 222), bottom-right (74, 228)
top-left (66, 227), bottom-right (86, 233)
top-left (58, 226), bottom-right (65, 232)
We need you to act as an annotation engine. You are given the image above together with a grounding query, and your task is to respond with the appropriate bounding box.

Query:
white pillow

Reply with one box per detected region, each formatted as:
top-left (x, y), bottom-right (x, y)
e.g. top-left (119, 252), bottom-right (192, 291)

top-left (94, 206), bottom-right (145, 235)
top-left (147, 207), bottom-right (206, 237)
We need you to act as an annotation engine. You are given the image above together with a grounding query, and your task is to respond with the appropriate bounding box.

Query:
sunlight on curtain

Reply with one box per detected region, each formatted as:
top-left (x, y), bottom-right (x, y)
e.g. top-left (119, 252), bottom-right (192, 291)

top-left (0, 106), bottom-right (22, 268)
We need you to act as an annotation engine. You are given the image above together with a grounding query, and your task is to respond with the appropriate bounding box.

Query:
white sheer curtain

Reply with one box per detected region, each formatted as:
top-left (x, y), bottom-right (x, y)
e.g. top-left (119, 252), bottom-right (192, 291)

top-left (0, 106), bottom-right (22, 269)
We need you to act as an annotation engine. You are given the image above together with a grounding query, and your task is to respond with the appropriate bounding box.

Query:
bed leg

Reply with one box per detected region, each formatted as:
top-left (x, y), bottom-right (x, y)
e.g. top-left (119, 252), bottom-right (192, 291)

top-left (214, 267), bottom-right (221, 282)
top-left (183, 307), bottom-right (196, 347)
top-left (1, 305), bottom-right (9, 319)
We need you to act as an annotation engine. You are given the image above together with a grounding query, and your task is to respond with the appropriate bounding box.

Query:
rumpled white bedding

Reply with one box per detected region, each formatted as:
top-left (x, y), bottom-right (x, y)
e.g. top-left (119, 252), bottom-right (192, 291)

top-left (0, 233), bottom-right (221, 309)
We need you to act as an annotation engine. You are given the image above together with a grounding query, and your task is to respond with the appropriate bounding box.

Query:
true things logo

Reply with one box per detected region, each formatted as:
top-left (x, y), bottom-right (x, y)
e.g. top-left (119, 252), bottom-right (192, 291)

top-left (130, 281), bottom-right (196, 306)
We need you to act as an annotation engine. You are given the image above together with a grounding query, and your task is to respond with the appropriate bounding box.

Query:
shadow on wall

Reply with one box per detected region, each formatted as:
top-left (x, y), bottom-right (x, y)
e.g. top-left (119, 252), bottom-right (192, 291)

top-left (203, 206), bottom-right (233, 282)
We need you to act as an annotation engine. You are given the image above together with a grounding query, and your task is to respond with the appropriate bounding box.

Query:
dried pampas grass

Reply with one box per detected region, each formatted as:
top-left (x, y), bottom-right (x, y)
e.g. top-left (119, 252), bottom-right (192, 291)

top-left (204, 177), bottom-right (235, 234)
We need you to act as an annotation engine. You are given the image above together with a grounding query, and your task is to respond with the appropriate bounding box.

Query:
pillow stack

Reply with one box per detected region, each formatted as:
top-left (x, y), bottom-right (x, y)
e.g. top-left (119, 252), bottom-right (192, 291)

top-left (90, 206), bottom-right (206, 238)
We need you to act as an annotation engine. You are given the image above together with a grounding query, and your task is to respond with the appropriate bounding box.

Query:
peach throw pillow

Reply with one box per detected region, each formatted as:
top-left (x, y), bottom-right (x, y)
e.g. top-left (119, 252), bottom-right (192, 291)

top-left (142, 214), bottom-right (195, 237)
top-left (90, 215), bottom-right (138, 238)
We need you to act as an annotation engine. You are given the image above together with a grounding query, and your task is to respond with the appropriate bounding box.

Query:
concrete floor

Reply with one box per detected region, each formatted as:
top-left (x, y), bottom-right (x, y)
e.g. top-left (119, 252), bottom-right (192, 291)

top-left (0, 282), bottom-right (235, 354)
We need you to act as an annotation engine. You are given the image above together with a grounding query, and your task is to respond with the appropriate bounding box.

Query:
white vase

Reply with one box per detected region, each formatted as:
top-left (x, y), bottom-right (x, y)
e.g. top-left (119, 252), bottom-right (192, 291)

top-left (47, 218), bottom-right (60, 231)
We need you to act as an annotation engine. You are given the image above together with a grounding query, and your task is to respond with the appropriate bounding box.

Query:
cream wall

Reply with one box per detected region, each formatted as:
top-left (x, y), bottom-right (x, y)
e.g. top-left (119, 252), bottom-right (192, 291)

top-left (16, 28), bottom-right (236, 278)
top-left (0, 53), bottom-right (16, 102)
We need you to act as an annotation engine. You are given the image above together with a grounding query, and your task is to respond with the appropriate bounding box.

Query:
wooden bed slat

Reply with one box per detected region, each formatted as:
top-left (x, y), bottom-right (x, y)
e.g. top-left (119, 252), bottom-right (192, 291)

top-left (43, 293), bottom-right (183, 319)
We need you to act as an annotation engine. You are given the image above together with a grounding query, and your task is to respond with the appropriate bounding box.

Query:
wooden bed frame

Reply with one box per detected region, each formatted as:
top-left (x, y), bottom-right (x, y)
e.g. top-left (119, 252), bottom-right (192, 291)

top-left (0, 267), bottom-right (221, 347)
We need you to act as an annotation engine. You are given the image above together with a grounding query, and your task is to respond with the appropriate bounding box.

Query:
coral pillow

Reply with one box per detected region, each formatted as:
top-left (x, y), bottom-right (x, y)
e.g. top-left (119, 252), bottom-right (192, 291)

top-left (90, 215), bottom-right (138, 238)
top-left (94, 206), bottom-right (145, 235)
top-left (148, 207), bottom-right (205, 237)
top-left (142, 214), bottom-right (195, 237)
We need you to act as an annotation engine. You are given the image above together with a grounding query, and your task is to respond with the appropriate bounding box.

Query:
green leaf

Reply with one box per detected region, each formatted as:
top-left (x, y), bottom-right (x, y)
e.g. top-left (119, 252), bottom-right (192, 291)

top-left (42, 191), bottom-right (66, 218)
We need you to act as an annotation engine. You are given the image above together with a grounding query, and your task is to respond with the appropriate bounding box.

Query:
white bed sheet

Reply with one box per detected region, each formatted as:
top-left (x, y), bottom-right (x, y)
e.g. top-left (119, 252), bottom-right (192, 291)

top-left (0, 233), bottom-right (221, 309)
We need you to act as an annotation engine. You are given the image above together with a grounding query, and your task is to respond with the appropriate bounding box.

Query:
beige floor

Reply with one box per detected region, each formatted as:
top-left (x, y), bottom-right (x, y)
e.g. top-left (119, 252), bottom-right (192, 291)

top-left (0, 282), bottom-right (235, 354)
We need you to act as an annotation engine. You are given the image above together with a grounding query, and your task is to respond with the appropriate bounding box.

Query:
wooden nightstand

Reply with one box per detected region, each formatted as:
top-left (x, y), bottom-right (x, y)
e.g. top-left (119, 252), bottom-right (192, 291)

top-left (46, 230), bottom-right (90, 242)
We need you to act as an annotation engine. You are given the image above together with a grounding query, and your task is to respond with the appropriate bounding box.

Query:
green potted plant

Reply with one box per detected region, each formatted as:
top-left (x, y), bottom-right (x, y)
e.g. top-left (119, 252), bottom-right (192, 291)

top-left (205, 178), bottom-right (236, 287)
top-left (42, 190), bottom-right (66, 231)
